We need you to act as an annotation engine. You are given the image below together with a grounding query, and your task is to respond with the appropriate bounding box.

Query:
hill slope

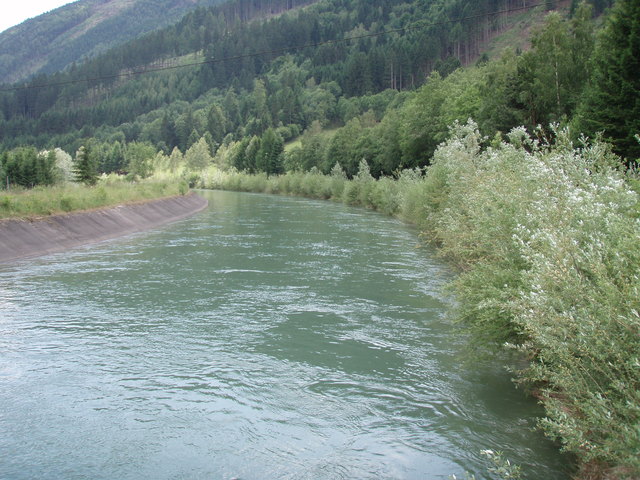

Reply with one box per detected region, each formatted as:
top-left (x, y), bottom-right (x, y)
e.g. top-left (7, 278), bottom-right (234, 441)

top-left (0, 0), bottom-right (611, 163)
top-left (0, 0), bottom-right (226, 84)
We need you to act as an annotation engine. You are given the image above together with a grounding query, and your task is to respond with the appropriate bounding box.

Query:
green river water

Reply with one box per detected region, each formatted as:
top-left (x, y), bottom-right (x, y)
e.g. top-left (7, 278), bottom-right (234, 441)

top-left (0, 190), bottom-right (570, 479)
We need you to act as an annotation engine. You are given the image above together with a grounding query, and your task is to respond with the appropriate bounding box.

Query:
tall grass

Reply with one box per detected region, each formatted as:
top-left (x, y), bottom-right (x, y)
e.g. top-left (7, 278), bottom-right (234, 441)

top-left (0, 175), bottom-right (185, 219)
top-left (195, 121), bottom-right (640, 478)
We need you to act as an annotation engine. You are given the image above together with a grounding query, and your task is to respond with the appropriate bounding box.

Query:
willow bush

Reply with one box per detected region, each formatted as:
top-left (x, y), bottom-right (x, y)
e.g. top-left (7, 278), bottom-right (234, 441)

top-left (424, 122), bottom-right (639, 476)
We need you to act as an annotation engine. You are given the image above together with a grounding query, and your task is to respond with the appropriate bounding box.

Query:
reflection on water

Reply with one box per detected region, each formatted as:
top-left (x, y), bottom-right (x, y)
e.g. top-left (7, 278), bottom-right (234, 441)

top-left (0, 190), bottom-right (569, 479)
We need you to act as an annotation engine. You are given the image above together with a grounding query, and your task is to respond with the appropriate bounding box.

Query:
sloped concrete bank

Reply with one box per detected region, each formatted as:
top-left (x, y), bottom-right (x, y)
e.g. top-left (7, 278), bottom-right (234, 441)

top-left (0, 192), bottom-right (208, 263)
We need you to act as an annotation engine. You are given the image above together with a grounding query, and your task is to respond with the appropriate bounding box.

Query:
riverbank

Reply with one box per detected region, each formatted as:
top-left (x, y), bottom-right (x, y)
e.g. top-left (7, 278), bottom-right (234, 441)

top-left (0, 192), bottom-right (207, 262)
top-left (0, 178), bottom-right (188, 219)
top-left (192, 123), bottom-right (640, 479)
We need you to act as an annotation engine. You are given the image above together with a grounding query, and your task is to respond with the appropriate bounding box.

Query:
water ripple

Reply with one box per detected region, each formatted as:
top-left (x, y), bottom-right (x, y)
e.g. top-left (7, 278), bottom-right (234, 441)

top-left (0, 190), bottom-right (569, 480)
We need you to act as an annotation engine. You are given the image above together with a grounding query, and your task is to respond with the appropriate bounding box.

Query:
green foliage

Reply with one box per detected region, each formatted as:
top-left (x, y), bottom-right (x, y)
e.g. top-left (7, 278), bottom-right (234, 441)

top-left (59, 195), bottom-right (75, 212)
top-left (515, 8), bottom-right (595, 127)
top-left (424, 121), bottom-right (640, 475)
top-left (126, 142), bottom-right (157, 179)
top-left (0, 175), bottom-right (183, 219)
top-left (256, 128), bottom-right (284, 175)
top-left (451, 450), bottom-right (523, 480)
top-left (575, 0), bottom-right (640, 162)
top-left (168, 147), bottom-right (184, 172)
top-left (399, 69), bottom-right (483, 166)
top-left (184, 137), bottom-right (213, 171)
top-left (72, 146), bottom-right (99, 186)
top-left (476, 50), bottom-right (524, 135)
top-left (0, 0), bottom-right (559, 161)
top-left (343, 159), bottom-right (375, 206)
top-left (0, 147), bottom-right (57, 189)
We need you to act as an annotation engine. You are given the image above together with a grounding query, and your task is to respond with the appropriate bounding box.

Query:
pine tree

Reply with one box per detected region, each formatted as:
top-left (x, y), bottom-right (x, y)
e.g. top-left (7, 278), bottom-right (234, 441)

top-left (256, 128), bottom-right (284, 175)
top-left (160, 113), bottom-right (178, 150)
top-left (244, 136), bottom-right (261, 173)
top-left (251, 79), bottom-right (272, 134)
top-left (207, 105), bottom-right (227, 144)
top-left (73, 146), bottom-right (98, 186)
top-left (576, 0), bottom-right (640, 162)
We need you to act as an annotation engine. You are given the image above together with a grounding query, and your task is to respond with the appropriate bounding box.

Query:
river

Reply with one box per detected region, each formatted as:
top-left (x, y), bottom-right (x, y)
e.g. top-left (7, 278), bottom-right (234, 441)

top-left (0, 190), bottom-right (569, 479)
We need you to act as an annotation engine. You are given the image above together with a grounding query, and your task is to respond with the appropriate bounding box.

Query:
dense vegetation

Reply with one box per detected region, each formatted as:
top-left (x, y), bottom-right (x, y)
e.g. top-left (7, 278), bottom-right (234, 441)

top-left (1, 0), bottom-right (639, 477)
top-left (2, 0), bottom-right (632, 182)
top-left (1, 0), bottom-right (584, 159)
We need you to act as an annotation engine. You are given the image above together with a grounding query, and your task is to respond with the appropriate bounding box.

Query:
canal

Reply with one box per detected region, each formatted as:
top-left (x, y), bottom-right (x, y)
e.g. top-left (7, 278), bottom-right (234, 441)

top-left (0, 190), bottom-right (569, 479)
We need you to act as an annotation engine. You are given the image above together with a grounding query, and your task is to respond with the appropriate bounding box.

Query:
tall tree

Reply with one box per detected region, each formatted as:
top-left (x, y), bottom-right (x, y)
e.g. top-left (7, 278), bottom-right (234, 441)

top-left (256, 128), bottom-right (284, 174)
top-left (161, 113), bottom-right (178, 150)
top-left (73, 146), bottom-right (98, 186)
top-left (223, 88), bottom-right (242, 132)
top-left (185, 137), bottom-right (213, 171)
top-left (517, 13), bottom-right (574, 126)
top-left (207, 105), bottom-right (228, 144)
top-left (575, 0), bottom-right (640, 161)
top-left (251, 78), bottom-right (272, 134)
top-left (126, 142), bottom-right (156, 179)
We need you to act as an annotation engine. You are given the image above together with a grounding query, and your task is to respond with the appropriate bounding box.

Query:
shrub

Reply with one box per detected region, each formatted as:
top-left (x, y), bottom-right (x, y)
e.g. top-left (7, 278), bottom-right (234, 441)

top-left (426, 121), bottom-right (640, 475)
top-left (0, 195), bottom-right (12, 210)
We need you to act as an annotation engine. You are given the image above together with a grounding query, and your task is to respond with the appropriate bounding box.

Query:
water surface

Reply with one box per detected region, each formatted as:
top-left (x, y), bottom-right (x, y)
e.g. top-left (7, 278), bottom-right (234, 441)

top-left (0, 190), bottom-right (569, 479)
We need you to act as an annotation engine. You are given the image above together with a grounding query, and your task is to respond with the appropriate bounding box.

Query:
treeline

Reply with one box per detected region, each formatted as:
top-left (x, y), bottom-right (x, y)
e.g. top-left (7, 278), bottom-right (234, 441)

top-left (286, 0), bottom-right (637, 176)
top-left (286, 0), bottom-right (638, 173)
top-left (0, 148), bottom-right (58, 188)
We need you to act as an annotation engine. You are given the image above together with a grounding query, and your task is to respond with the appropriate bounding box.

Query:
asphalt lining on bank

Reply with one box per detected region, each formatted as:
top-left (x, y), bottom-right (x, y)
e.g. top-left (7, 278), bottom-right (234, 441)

top-left (0, 192), bottom-right (208, 263)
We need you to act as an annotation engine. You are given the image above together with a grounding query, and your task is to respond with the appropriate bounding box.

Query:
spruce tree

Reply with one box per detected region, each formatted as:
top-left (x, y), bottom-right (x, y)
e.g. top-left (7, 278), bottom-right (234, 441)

top-left (73, 146), bottom-right (98, 186)
top-left (256, 128), bottom-right (284, 175)
top-left (576, 0), bottom-right (640, 162)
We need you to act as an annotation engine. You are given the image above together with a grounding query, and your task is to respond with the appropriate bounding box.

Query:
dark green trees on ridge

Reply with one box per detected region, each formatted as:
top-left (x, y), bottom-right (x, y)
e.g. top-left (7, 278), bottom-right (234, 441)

top-left (575, 0), bottom-right (640, 161)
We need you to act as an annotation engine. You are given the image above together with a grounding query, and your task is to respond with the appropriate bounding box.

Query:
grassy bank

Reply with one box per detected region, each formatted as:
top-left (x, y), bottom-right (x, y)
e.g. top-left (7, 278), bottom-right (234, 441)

top-left (193, 122), bottom-right (640, 479)
top-left (0, 175), bottom-right (187, 219)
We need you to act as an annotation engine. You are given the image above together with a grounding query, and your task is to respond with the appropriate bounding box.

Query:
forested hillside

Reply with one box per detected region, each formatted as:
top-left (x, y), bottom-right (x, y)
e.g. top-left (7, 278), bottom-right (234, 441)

top-left (0, 0), bottom-right (229, 84)
top-left (0, 0), bottom-right (586, 165)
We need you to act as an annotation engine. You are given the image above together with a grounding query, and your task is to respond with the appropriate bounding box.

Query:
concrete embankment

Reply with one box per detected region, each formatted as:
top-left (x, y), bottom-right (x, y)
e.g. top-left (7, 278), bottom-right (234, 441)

top-left (0, 192), bottom-right (208, 263)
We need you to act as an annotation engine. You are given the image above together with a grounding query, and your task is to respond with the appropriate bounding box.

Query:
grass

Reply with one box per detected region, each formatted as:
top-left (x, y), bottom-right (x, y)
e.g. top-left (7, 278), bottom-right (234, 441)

top-left (284, 126), bottom-right (340, 153)
top-left (0, 176), bottom-right (186, 220)
top-left (482, 2), bottom-right (563, 59)
top-left (283, 137), bottom-right (302, 152)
